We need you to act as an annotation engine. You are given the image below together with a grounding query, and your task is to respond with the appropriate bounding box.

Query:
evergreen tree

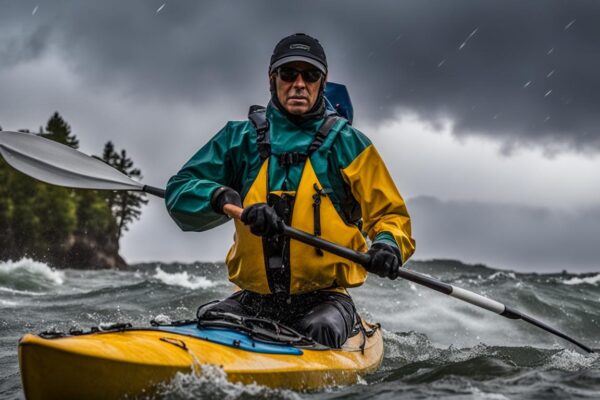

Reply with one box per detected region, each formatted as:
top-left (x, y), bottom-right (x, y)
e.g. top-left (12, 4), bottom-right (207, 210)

top-left (74, 189), bottom-right (116, 242)
top-left (30, 181), bottom-right (78, 260)
top-left (42, 112), bottom-right (79, 149)
top-left (101, 142), bottom-right (148, 240)
top-left (101, 141), bottom-right (118, 212)
top-left (0, 114), bottom-right (145, 268)
top-left (0, 157), bottom-right (13, 260)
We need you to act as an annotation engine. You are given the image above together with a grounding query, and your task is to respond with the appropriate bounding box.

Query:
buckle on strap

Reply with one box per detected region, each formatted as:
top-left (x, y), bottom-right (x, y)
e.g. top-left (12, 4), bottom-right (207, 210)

top-left (248, 105), bottom-right (268, 132)
top-left (278, 152), bottom-right (307, 167)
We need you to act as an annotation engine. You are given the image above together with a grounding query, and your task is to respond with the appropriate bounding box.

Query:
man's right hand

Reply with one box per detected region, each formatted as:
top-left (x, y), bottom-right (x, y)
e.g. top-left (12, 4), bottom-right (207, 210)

top-left (366, 243), bottom-right (401, 280)
top-left (241, 203), bottom-right (282, 237)
top-left (211, 187), bottom-right (242, 214)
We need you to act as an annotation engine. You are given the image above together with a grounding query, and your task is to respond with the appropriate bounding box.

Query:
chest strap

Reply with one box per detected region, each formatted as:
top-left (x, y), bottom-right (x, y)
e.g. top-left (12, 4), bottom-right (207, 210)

top-left (312, 183), bottom-right (327, 256)
top-left (248, 105), bottom-right (340, 165)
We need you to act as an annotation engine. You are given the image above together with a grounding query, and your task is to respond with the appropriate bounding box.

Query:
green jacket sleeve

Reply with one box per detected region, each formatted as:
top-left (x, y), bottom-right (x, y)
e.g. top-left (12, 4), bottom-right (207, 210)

top-left (165, 123), bottom-right (238, 232)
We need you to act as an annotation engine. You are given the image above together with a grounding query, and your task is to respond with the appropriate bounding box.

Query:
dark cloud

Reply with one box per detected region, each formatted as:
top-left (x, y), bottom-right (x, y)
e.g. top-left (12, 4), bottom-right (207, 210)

top-left (0, 24), bottom-right (51, 67)
top-left (1, 1), bottom-right (600, 153)
top-left (409, 196), bottom-right (600, 272)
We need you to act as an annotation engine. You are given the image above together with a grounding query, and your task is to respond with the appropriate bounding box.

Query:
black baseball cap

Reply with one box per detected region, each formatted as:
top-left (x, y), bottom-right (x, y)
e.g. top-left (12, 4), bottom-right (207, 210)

top-left (269, 33), bottom-right (327, 74)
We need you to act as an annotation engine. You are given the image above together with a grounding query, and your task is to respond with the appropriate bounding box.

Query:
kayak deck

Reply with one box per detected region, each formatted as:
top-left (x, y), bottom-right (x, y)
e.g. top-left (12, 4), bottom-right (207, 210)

top-left (19, 320), bottom-right (383, 399)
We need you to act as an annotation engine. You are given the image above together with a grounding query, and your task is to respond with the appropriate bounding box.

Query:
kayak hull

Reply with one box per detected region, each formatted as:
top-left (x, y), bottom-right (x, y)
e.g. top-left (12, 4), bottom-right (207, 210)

top-left (19, 321), bottom-right (383, 399)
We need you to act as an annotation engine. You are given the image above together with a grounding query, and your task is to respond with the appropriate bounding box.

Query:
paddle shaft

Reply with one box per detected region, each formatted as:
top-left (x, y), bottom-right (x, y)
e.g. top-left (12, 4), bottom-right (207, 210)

top-left (142, 185), bottom-right (166, 198)
top-left (223, 204), bottom-right (593, 353)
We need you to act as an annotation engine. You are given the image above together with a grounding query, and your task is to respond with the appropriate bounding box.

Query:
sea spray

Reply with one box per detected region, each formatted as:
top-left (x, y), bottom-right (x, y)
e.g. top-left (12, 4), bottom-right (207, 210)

top-left (153, 267), bottom-right (217, 290)
top-left (152, 365), bottom-right (300, 400)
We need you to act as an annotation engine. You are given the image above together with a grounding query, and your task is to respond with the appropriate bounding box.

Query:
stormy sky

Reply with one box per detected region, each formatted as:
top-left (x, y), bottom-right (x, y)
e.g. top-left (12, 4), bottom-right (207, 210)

top-left (1, 1), bottom-right (599, 272)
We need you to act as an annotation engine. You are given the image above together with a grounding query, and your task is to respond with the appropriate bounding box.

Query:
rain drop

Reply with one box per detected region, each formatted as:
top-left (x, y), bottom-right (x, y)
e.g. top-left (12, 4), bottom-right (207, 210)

top-left (459, 27), bottom-right (479, 50)
top-left (564, 19), bottom-right (576, 30)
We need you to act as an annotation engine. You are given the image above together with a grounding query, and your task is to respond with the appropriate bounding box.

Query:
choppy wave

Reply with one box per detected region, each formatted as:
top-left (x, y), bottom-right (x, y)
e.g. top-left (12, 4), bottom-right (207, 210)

top-left (0, 258), bottom-right (64, 293)
top-left (487, 271), bottom-right (517, 281)
top-left (562, 274), bottom-right (600, 285)
top-left (2, 259), bottom-right (600, 400)
top-left (546, 349), bottom-right (600, 371)
top-left (381, 329), bottom-right (599, 374)
top-left (152, 267), bottom-right (218, 290)
top-left (0, 299), bottom-right (19, 307)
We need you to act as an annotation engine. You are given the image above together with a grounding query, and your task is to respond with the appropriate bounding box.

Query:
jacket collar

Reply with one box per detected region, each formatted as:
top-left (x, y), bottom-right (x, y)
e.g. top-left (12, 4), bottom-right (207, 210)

top-left (267, 102), bottom-right (324, 134)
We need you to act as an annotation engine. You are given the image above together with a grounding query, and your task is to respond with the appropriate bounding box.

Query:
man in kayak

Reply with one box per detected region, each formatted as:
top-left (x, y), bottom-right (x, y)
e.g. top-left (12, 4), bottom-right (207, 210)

top-left (166, 33), bottom-right (415, 348)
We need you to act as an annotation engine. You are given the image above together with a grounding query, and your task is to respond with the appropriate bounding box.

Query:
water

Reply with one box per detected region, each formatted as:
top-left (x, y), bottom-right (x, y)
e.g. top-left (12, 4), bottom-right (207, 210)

top-left (1, 258), bottom-right (599, 399)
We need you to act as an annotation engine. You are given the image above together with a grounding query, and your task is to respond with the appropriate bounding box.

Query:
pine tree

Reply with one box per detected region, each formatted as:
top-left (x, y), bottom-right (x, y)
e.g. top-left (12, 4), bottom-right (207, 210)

top-left (42, 112), bottom-right (79, 149)
top-left (101, 142), bottom-right (148, 240)
top-left (0, 114), bottom-right (146, 268)
top-left (0, 156), bottom-right (13, 260)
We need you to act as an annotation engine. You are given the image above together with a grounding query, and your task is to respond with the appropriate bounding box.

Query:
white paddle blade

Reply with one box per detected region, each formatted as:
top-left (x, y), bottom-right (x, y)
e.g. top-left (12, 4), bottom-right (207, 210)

top-left (0, 131), bottom-right (144, 191)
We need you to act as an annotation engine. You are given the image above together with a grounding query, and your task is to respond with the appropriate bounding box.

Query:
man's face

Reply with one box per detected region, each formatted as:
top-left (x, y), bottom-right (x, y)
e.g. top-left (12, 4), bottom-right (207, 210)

top-left (272, 61), bottom-right (325, 115)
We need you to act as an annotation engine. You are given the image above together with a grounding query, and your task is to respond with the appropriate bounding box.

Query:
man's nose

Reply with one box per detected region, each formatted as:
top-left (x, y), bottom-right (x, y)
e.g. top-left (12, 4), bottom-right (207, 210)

top-left (292, 73), bottom-right (306, 88)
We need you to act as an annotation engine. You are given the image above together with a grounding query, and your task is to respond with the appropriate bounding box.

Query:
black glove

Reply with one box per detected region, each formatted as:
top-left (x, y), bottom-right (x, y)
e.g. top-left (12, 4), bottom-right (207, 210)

top-left (366, 243), bottom-right (401, 280)
top-left (211, 187), bottom-right (242, 214)
top-left (241, 203), bottom-right (282, 237)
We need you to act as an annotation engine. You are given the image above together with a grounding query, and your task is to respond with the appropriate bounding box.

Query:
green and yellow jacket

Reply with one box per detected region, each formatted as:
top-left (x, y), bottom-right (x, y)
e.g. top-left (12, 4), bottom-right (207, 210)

top-left (166, 104), bottom-right (415, 295)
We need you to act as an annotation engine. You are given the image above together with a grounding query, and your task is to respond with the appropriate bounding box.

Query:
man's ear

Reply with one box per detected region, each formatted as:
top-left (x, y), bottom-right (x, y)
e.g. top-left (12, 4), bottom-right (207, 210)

top-left (269, 73), bottom-right (277, 94)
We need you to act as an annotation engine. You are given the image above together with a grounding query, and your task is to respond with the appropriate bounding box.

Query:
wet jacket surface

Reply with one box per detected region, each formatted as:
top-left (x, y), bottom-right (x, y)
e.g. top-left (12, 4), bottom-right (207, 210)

top-left (166, 104), bottom-right (415, 294)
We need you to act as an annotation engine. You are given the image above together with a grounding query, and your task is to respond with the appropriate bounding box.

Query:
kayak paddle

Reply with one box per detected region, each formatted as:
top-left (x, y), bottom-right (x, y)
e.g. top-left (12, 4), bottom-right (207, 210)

top-left (0, 130), bottom-right (165, 197)
top-left (0, 130), bottom-right (593, 353)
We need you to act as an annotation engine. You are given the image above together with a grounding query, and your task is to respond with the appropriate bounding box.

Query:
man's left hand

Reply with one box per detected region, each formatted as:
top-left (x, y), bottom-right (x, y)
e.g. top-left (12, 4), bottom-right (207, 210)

top-left (366, 243), bottom-right (401, 280)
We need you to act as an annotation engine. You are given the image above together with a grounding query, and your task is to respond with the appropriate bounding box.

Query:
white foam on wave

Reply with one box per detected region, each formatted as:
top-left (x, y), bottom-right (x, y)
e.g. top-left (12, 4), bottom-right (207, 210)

top-left (487, 271), bottom-right (517, 281)
top-left (153, 267), bottom-right (217, 290)
top-left (0, 287), bottom-right (45, 296)
top-left (0, 258), bottom-right (64, 288)
top-left (155, 364), bottom-right (300, 400)
top-left (382, 329), bottom-right (441, 364)
top-left (469, 387), bottom-right (511, 400)
top-left (562, 274), bottom-right (600, 285)
top-left (545, 349), bottom-right (599, 371)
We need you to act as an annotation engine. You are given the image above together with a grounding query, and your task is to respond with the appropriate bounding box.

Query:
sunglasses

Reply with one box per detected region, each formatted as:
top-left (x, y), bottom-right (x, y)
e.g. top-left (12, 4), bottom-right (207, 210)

top-left (277, 67), bottom-right (323, 83)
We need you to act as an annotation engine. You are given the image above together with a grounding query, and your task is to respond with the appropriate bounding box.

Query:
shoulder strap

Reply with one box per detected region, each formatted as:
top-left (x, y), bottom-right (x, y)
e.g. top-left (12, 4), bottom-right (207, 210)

top-left (277, 115), bottom-right (341, 167)
top-left (307, 115), bottom-right (340, 156)
top-left (248, 105), bottom-right (271, 160)
top-left (249, 107), bottom-right (340, 166)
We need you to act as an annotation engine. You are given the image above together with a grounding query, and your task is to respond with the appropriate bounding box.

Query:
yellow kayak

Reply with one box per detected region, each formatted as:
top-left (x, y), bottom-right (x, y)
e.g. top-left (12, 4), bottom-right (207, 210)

top-left (19, 316), bottom-right (383, 399)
